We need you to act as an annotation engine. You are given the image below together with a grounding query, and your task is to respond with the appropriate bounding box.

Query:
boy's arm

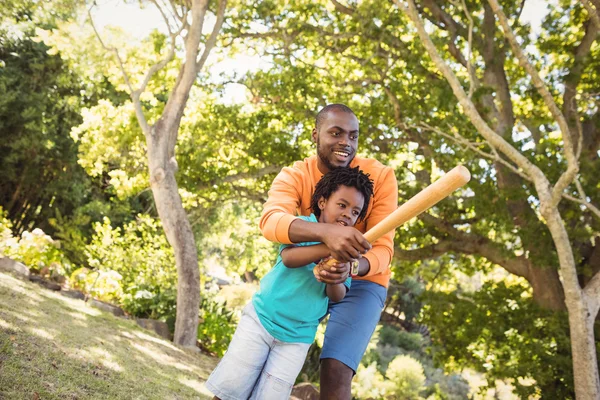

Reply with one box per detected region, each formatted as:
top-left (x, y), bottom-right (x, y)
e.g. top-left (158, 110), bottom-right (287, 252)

top-left (280, 244), bottom-right (330, 268)
top-left (326, 283), bottom-right (346, 302)
top-left (260, 166), bottom-right (371, 259)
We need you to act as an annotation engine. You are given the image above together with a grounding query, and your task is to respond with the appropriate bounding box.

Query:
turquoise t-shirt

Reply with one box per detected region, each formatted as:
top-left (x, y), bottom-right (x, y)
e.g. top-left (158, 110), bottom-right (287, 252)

top-left (252, 214), bottom-right (352, 344)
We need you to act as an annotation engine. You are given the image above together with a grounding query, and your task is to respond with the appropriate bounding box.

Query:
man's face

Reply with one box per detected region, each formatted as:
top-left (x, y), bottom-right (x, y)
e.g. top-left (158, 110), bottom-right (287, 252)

top-left (312, 110), bottom-right (359, 173)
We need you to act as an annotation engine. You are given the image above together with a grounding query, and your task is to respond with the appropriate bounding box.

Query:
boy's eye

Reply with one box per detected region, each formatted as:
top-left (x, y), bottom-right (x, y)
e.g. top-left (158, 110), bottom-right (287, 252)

top-left (353, 210), bottom-right (359, 216)
top-left (338, 203), bottom-right (346, 208)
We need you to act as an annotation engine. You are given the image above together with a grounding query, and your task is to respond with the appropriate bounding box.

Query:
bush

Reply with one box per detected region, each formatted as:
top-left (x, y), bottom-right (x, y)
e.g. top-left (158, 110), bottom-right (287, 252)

top-left (352, 362), bottom-right (393, 399)
top-left (1, 207), bottom-right (73, 278)
top-left (70, 267), bottom-right (123, 302)
top-left (386, 355), bottom-right (426, 400)
top-left (83, 215), bottom-right (177, 320)
top-left (197, 296), bottom-right (236, 357)
top-left (379, 326), bottom-right (423, 352)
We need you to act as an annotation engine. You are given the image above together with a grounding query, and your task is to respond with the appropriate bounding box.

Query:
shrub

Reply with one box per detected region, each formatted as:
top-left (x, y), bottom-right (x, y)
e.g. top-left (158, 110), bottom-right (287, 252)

top-left (70, 267), bottom-right (123, 302)
top-left (1, 207), bottom-right (72, 278)
top-left (352, 362), bottom-right (393, 399)
top-left (386, 355), bottom-right (426, 399)
top-left (83, 215), bottom-right (177, 320)
top-left (197, 296), bottom-right (236, 357)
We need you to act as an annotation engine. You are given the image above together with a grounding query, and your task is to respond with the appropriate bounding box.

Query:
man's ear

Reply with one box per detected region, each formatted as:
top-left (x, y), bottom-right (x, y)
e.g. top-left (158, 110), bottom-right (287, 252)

top-left (311, 128), bottom-right (318, 144)
top-left (318, 196), bottom-right (326, 210)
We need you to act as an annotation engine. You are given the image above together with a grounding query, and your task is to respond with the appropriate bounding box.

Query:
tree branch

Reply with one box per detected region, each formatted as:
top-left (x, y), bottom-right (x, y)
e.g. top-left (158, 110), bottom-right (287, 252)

top-left (196, 0), bottom-right (227, 71)
top-left (582, 0), bottom-right (600, 30)
top-left (584, 270), bottom-right (600, 317)
top-left (197, 165), bottom-right (280, 191)
top-left (562, 179), bottom-right (600, 220)
top-left (394, 0), bottom-right (546, 188)
top-left (487, 0), bottom-right (578, 206)
top-left (419, 122), bottom-right (533, 182)
top-left (137, 0), bottom-right (185, 96)
top-left (397, 214), bottom-right (531, 278)
top-left (87, 5), bottom-right (150, 135)
top-left (330, 0), bottom-right (355, 15)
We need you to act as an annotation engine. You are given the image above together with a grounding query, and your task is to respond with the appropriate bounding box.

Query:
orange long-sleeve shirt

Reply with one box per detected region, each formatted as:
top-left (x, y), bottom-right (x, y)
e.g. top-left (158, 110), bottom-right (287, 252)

top-left (260, 155), bottom-right (398, 288)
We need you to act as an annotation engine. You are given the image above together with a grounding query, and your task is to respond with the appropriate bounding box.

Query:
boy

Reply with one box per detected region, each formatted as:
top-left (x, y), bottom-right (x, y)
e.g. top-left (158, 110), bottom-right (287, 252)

top-left (206, 166), bottom-right (374, 400)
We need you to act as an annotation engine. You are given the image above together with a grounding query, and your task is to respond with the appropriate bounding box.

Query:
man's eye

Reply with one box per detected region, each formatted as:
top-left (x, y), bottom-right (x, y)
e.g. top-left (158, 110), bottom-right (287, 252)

top-left (350, 135), bottom-right (358, 140)
top-left (332, 131), bottom-right (340, 136)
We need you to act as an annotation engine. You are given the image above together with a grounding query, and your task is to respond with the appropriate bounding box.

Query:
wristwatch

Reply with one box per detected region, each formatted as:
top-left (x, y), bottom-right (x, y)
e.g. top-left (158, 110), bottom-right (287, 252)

top-left (350, 259), bottom-right (360, 277)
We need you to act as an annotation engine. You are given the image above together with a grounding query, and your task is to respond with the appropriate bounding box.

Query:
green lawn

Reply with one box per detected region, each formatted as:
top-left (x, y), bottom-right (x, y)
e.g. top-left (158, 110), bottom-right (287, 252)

top-left (0, 271), bottom-right (218, 400)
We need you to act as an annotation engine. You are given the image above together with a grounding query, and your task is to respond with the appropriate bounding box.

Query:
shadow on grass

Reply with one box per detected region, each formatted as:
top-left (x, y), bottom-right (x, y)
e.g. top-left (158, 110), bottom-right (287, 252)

top-left (0, 272), bottom-right (217, 400)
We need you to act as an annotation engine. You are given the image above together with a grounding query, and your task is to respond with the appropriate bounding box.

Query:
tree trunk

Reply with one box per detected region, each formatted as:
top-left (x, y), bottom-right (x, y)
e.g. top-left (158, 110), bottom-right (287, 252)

top-left (568, 304), bottom-right (600, 399)
top-left (147, 130), bottom-right (200, 347)
top-left (528, 266), bottom-right (565, 311)
top-left (542, 206), bottom-right (600, 399)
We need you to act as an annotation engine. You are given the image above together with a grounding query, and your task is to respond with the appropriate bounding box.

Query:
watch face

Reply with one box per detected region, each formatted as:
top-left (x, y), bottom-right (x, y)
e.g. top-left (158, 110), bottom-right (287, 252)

top-left (351, 260), bottom-right (359, 275)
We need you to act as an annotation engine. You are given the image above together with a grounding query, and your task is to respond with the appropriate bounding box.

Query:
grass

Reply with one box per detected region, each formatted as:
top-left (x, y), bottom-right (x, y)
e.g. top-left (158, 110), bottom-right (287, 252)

top-left (0, 271), bottom-right (218, 400)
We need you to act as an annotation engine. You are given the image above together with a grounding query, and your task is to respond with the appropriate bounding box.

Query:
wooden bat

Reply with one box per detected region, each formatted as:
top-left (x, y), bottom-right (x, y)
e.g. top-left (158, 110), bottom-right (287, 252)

top-left (316, 165), bottom-right (471, 273)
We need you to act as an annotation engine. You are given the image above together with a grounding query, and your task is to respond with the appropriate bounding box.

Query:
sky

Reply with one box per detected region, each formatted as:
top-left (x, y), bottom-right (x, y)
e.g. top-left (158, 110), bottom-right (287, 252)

top-left (90, 0), bottom-right (553, 104)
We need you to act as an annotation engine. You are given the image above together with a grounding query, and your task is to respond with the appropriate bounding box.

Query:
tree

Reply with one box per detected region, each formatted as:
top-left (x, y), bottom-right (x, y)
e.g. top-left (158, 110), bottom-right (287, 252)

top-left (85, 0), bottom-right (227, 346)
top-left (222, 0), bottom-right (599, 395)
top-left (393, 0), bottom-right (600, 396)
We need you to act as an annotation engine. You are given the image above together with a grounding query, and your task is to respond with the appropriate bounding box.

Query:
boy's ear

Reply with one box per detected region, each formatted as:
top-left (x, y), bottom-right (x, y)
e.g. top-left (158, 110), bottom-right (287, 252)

top-left (318, 196), bottom-right (326, 210)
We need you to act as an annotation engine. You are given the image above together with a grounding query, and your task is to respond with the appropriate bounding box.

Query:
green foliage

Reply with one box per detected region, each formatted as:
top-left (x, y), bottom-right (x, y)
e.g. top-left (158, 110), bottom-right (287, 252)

top-left (422, 281), bottom-right (574, 398)
top-left (1, 218), bottom-right (72, 277)
top-left (70, 267), bottom-right (123, 302)
top-left (0, 206), bottom-right (13, 253)
top-left (379, 327), bottom-right (424, 353)
top-left (197, 297), bottom-right (236, 357)
top-left (352, 362), bottom-right (394, 399)
top-left (83, 215), bottom-right (177, 320)
top-left (386, 355), bottom-right (426, 399)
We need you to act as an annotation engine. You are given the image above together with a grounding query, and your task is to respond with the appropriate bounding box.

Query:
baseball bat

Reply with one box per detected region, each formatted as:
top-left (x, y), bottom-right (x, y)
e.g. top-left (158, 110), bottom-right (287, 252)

top-left (319, 165), bottom-right (471, 271)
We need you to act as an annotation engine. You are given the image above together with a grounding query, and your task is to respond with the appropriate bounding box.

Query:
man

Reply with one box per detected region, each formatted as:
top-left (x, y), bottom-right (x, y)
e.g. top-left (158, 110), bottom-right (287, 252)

top-left (260, 103), bottom-right (398, 399)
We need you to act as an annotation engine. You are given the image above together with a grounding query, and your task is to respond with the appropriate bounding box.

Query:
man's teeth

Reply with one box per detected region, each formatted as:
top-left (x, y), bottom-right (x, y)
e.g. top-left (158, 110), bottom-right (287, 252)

top-left (334, 151), bottom-right (349, 157)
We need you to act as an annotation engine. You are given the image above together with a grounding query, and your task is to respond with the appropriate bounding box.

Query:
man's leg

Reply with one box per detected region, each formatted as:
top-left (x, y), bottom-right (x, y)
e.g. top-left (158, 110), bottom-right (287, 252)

top-left (319, 280), bottom-right (387, 399)
top-left (320, 358), bottom-right (354, 399)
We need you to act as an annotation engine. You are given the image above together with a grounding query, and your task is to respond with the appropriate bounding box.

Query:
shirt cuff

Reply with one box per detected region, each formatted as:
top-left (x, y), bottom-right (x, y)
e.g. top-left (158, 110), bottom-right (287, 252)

top-left (274, 213), bottom-right (298, 244)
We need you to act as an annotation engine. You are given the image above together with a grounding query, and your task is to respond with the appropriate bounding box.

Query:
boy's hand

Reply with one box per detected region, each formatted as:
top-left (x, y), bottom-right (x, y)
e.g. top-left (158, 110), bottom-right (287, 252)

top-left (320, 224), bottom-right (371, 262)
top-left (314, 257), bottom-right (351, 284)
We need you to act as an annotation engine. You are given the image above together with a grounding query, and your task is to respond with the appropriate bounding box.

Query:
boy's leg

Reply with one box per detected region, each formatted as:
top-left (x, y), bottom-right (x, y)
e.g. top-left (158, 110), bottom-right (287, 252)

top-left (319, 280), bottom-right (387, 399)
top-left (249, 339), bottom-right (311, 400)
top-left (205, 302), bottom-right (273, 400)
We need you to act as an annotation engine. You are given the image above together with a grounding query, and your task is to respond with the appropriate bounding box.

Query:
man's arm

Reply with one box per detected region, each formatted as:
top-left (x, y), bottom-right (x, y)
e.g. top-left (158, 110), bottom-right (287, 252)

top-left (259, 166), bottom-right (302, 244)
top-left (260, 165), bottom-right (371, 259)
top-left (289, 219), bottom-right (371, 261)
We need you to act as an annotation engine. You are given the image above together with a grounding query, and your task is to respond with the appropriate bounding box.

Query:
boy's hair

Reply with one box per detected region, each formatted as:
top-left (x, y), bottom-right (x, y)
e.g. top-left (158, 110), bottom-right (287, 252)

top-left (311, 166), bottom-right (374, 223)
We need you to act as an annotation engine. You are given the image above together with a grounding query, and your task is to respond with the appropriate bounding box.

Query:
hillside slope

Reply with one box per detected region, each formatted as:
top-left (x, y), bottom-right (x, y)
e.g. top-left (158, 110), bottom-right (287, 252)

top-left (0, 271), bottom-right (218, 400)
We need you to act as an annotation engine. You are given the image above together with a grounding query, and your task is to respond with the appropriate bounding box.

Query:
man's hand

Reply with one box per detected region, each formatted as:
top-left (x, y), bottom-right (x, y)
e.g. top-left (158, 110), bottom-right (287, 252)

top-left (320, 224), bottom-right (371, 262)
top-left (314, 256), bottom-right (351, 284)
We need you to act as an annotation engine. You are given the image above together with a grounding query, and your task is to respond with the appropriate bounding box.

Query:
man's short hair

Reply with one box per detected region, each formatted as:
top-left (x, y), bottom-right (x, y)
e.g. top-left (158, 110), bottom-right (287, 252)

top-left (315, 104), bottom-right (356, 131)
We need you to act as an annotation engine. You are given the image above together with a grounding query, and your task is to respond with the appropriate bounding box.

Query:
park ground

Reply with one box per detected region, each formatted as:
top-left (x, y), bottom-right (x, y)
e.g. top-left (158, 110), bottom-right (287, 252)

top-left (0, 271), bottom-right (218, 400)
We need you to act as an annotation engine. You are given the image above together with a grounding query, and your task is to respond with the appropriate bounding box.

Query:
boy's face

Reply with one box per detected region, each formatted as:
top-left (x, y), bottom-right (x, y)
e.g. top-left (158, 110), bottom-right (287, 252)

top-left (318, 185), bottom-right (365, 227)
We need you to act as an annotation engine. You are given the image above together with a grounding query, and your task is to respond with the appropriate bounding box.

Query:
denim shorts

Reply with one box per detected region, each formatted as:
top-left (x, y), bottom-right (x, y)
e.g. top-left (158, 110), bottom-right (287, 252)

top-left (205, 302), bottom-right (311, 400)
top-left (320, 279), bottom-right (387, 372)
